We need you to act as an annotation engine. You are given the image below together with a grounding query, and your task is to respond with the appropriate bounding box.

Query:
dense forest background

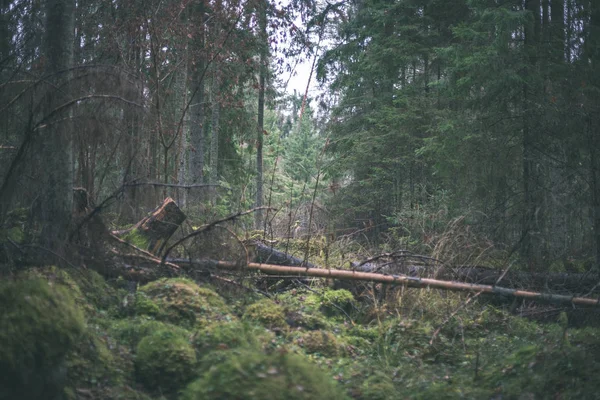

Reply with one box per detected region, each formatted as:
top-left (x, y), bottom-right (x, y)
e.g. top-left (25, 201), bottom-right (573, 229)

top-left (4, 1), bottom-right (600, 399)
top-left (1, 0), bottom-right (600, 271)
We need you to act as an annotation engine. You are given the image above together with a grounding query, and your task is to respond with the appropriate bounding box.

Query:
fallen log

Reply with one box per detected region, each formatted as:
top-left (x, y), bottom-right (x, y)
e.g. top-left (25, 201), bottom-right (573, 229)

top-left (172, 258), bottom-right (600, 307)
top-left (247, 241), bottom-right (317, 268)
top-left (112, 197), bottom-right (186, 254)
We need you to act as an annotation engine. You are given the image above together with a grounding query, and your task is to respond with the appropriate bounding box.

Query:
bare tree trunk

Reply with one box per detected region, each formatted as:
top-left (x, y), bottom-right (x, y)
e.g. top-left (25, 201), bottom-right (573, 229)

top-left (189, 3), bottom-right (206, 202)
top-left (36, 0), bottom-right (75, 249)
top-left (209, 67), bottom-right (220, 204)
top-left (588, 0), bottom-right (600, 274)
top-left (521, 0), bottom-right (542, 269)
top-left (255, 0), bottom-right (267, 229)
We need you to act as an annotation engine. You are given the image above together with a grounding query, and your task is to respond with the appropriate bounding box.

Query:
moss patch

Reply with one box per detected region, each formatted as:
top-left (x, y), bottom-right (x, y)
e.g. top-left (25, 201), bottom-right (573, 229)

top-left (296, 330), bottom-right (345, 357)
top-left (120, 228), bottom-right (150, 249)
top-left (24, 266), bottom-right (124, 316)
top-left (243, 298), bottom-right (288, 330)
top-left (0, 279), bottom-right (85, 400)
top-left (181, 349), bottom-right (349, 400)
top-left (110, 317), bottom-right (191, 348)
top-left (135, 328), bottom-right (197, 393)
top-left (305, 289), bottom-right (355, 317)
top-left (138, 278), bottom-right (233, 328)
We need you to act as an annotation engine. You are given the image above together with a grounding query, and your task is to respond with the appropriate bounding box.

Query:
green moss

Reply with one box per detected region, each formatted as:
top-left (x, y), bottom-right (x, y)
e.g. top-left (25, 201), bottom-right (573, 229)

top-left (193, 320), bottom-right (261, 352)
top-left (359, 372), bottom-right (396, 400)
top-left (66, 325), bottom-right (133, 390)
top-left (135, 329), bottom-right (197, 393)
top-left (285, 310), bottom-right (330, 330)
top-left (0, 208), bottom-right (28, 244)
top-left (243, 298), bottom-right (287, 330)
top-left (24, 266), bottom-right (124, 316)
top-left (138, 278), bottom-right (233, 328)
top-left (305, 289), bottom-right (355, 316)
top-left (181, 349), bottom-right (349, 400)
top-left (134, 292), bottom-right (160, 316)
top-left (297, 330), bottom-right (345, 357)
top-left (549, 260), bottom-right (565, 272)
top-left (121, 228), bottom-right (150, 249)
top-left (110, 317), bottom-right (191, 348)
top-left (0, 279), bottom-right (85, 400)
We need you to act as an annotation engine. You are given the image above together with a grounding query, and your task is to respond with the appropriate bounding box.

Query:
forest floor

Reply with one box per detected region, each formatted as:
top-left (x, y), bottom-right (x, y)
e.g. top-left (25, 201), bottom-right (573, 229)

top-left (2, 237), bottom-right (600, 399)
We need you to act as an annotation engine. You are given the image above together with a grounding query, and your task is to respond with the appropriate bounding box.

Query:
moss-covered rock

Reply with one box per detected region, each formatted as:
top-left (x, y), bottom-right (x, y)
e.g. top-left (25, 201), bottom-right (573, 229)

top-left (24, 266), bottom-right (124, 316)
top-left (135, 328), bottom-right (197, 393)
top-left (296, 330), bottom-right (345, 357)
top-left (134, 291), bottom-right (160, 316)
top-left (0, 279), bottom-right (85, 400)
top-left (181, 349), bottom-right (349, 400)
top-left (243, 298), bottom-right (288, 330)
top-left (193, 320), bottom-right (258, 352)
top-left (137, 278), bottom-right (233, 328)
top-left (110, 317), bottom-right (191, 348)
top-left (65, 325), bottom-right (133, 391)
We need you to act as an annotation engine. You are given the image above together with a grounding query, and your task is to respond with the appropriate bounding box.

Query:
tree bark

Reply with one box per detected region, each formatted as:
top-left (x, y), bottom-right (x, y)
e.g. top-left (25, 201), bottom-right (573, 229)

top-left (37, 0), bottom-right (75, 250)
top-left (255, 0), bottom-right (267, 230)
top-left (521, 0), bottom-right (542, 269)
top-left (189, 2), bottom-right (206, 201)
top-left (209, 65), bottom-right (220, 203)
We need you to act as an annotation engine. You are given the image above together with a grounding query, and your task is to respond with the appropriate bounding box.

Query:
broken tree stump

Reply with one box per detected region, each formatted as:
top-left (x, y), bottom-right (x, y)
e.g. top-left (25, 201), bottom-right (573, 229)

top-left (113, 197), bottom-right (186, 255)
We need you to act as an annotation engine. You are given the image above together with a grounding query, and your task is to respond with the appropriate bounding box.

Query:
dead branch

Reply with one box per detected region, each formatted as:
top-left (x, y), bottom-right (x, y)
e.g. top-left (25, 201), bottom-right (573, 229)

top-left (178, 259), bottom-right (600, 307)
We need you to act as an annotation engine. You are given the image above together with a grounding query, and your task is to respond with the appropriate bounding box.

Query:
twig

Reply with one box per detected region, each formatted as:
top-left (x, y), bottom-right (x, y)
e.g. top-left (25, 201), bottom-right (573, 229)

top-left (124, 181), bottom-right (220, 189)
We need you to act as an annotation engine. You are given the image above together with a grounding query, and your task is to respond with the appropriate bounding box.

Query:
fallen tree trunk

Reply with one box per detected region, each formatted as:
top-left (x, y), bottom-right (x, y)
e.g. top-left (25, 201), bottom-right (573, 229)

top-left (441, 266), bottom-right (598, 293)
top-left (171, 258), bottom-right (600, 307)
top-left (247, 241), bottom-right (317, 268)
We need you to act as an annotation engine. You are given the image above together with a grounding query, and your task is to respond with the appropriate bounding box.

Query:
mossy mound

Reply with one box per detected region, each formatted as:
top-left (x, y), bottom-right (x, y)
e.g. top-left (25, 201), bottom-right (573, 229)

top-left (193, 320), bottom-right (260, 352)
top-left (297, 330), bottom-right (345, 357)
top-left (0, 279), bottom-right (85, 400)
top-left (135, 328), bottom-right (197, 393)
top-left (23, 266), bottom-right (124, 316)
top-left (111, 317), bottom-right (192, 348)
top-left (476, 343), bottom-right (600, 399)
top-left (243, 298), bottom-right (288, 330)
top-left (137, 278), bottom-right (233, 328)
top-left (305, 289), bottom-right (355, 317)
top-left (65, 324), bottom-right (134, 395)
top-left (181, 349), bottom-right (349, 400)
top-left (375, 318), bottom-right (459, 365)
top-left (358, 372), bottom-right (397, 400)
top-left (285, 310), bottom-right (330, 330)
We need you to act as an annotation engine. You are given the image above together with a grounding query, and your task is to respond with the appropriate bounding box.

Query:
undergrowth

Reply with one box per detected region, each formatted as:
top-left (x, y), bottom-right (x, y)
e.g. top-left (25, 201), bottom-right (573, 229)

top-left (1, 254), bottom-right (600, 399)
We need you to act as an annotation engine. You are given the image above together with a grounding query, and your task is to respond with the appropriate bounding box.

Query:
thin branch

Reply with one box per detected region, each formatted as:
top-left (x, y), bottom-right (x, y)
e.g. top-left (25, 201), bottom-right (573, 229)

top-left (124, 182), bottom-right (220, 189)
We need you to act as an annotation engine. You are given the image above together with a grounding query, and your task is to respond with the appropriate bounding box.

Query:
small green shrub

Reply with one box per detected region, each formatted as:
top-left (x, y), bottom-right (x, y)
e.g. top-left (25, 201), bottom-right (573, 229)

top-left (181, 349), bottom-right (349, 399)
top-left (135, 329), bottom-right (197, 393)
